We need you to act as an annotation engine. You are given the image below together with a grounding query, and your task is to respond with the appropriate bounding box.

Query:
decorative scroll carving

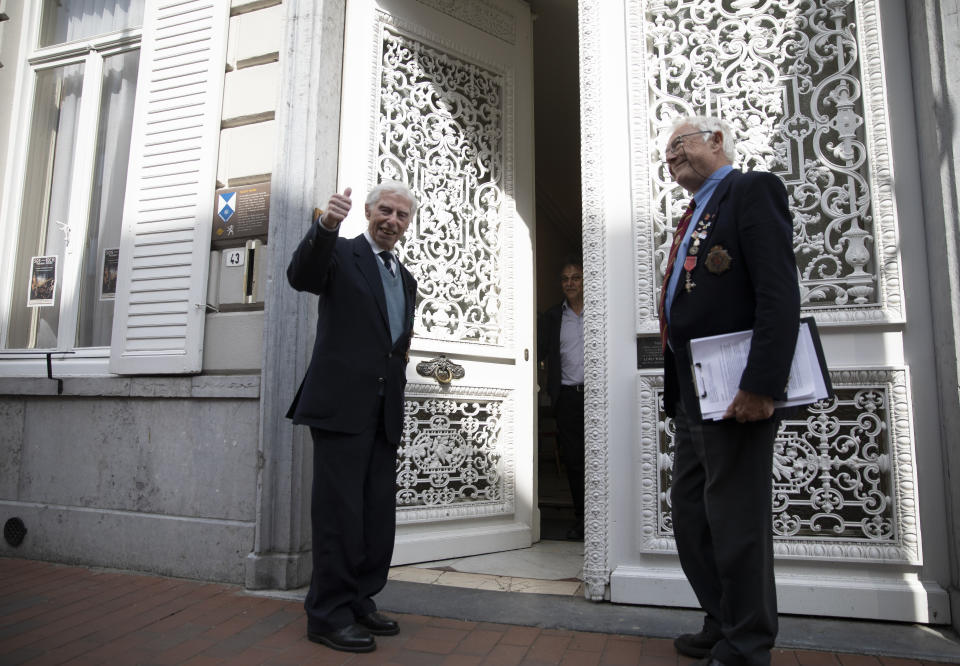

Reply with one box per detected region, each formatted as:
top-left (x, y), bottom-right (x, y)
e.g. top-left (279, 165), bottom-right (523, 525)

top-left (579, 0), bottom-right (612, 602)
top-left (396, 383), bottom-right (515, 524)
top-left (415, 0), bottom-right (517, 44)
top-left (627, 0), bottom-right (903, 329)
top-left (376, 23), bottom-right (509, 346)
top-left (637, 368), bottom-right (921, 564)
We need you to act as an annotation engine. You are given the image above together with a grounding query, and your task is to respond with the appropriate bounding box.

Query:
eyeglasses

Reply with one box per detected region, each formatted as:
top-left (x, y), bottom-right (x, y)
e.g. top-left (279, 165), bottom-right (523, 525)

top-left (664, 130), bottom-right (713, 157)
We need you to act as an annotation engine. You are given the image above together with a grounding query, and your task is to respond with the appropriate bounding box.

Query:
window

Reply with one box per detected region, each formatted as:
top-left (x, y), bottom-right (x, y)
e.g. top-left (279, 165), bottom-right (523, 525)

top-left (1, 0), bottom-right (230, 376)
top-left (4, 0), bottom-right (143, 352)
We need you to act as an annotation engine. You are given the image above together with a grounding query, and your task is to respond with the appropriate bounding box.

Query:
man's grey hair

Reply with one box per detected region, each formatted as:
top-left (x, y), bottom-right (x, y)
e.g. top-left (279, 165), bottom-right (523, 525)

top-left (670, 115), bottom-right (736, 161)
top-left (366, 180), bottom-right (418, 216)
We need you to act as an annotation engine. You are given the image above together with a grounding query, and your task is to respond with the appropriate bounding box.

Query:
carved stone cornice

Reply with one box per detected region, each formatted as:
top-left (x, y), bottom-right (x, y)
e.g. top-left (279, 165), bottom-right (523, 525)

top-left (415, 0), bottom-right (517, 44)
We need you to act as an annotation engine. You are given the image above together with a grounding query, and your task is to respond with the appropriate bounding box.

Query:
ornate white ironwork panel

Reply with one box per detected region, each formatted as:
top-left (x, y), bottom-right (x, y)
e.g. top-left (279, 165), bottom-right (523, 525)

top-left (396, 384), bottom-right (515, 523)
top-left (375, 19), bottom-right (510, 346)
top-left (637, 368), bottom-right (921, 564)
top-left (627, 0), bottom-right (904, 328)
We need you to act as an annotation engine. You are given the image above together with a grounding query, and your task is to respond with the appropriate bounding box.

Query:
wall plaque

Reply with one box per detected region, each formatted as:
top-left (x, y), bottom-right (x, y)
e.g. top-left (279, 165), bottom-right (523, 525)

top-left (212, 182), bottom-right (270, 246)
top-left (637, 335), bottom-right (663, 369)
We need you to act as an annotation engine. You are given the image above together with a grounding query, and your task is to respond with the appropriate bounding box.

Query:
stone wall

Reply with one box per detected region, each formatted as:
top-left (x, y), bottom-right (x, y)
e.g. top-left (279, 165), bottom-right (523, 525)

top-left (0, 376), bottom-right (260, 583)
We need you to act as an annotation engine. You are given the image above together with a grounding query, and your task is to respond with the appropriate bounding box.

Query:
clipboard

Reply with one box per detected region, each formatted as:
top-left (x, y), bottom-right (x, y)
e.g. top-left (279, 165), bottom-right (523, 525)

top-left (689, 317), bottom-right (832, 421)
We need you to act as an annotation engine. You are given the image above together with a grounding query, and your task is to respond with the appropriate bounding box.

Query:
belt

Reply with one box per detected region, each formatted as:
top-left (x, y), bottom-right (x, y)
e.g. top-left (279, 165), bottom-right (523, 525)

top-left (560, 384), bottom-right (585, 393)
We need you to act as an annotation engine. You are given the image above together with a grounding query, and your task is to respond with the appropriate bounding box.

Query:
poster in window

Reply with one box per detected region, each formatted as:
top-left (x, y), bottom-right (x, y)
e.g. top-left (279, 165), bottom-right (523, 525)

top-left (100, 248), bottom-right (119, 300)
top-left (28, 255), bottom-right (57, 307)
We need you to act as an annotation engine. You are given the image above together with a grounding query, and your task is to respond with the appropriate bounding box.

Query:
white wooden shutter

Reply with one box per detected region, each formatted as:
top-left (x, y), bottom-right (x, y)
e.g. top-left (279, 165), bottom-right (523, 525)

top-left (109, 0), bottom-right (230, 374)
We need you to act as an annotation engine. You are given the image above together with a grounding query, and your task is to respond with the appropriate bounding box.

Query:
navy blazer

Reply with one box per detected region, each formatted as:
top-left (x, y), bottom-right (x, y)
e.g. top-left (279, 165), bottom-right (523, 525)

top-left (663, 169), bottom-right (800, 420)
top-left (537, 302), bottom-right (565, 408)
top-left (286, 223), bottom-right (417, 445)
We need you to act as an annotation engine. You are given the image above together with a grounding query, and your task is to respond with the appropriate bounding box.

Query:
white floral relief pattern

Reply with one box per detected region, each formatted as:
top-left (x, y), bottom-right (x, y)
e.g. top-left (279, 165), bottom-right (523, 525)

top-left (415, 0), bottom-right (517, 44)
top-left (645, 370), bottom-right (921, 563)
top-left (397, 391), bottom-right (511, 520)
top-left (639, 0), bottom-right (901, 323)
top-left (379, 26), bottom-right (505, 345)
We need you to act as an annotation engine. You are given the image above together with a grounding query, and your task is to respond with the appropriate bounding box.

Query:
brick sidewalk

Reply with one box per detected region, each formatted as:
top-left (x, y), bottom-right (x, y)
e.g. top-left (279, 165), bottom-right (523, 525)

top-left (0, 558), bottom-right (952, 665)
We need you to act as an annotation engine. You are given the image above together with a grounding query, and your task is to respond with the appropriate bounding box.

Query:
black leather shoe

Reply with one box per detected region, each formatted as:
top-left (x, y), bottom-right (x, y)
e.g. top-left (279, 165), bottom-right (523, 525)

top-left (356, 611), bottom-right (400, 636)
top-left (307, 624), bottom-right (375, 652)
top-left (674, 629), bottom-right (721, 658)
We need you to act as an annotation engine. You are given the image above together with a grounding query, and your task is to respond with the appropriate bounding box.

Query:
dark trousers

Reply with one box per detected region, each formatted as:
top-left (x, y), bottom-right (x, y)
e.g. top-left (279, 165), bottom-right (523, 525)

top-left (555, 385), bottom-right (585, 521)
top-left (671, 401), bottom-right (779, 666)
top-left (305, 414), bottom-right (397, 632)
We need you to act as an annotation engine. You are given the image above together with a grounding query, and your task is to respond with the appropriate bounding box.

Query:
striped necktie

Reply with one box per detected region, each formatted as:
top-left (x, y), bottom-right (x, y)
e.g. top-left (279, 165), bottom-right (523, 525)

top-left (659, 199), bottom-right (696, 351)
top-left (378, 250), bottom-right (395, 276)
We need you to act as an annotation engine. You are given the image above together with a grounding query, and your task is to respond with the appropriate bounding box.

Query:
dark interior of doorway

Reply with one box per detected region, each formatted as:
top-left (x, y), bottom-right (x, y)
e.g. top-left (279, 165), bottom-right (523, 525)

top-left (538, 415), bottom-right (578, 540)
top-left (530, 0), bottom-right (583, 541)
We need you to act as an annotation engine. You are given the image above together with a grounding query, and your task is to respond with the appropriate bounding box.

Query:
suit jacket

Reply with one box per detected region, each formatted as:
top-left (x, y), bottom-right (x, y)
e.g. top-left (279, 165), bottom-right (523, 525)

top-left (537, 302), bottom-right (565, 408)
top-left (663, 169), bottom-right (800, 420)
top-left (286, 223), bottom-right (417, 445)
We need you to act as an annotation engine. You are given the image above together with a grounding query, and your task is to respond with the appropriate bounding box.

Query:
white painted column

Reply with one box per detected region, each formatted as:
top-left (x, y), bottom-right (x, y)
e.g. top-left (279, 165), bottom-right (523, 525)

top-left (247, 0), bottom-right (346, 590)
top-left (579, 0), bottom-right (638, 601)
top-left (905, 0), bottom-right (960, 632)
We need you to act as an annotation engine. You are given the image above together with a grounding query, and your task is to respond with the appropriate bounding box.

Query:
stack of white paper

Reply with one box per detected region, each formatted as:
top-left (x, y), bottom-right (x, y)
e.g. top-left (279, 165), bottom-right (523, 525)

top-left (689, 320), bottom-right (830, 421)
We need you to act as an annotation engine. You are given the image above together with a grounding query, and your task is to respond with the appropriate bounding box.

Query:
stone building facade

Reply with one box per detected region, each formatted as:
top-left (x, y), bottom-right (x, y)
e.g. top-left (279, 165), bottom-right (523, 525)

top-left (1, 0), bottom-right (958, 632)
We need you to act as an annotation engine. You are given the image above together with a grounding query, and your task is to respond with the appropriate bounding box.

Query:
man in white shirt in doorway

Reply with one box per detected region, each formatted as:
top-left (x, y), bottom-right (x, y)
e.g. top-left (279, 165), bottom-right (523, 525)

top-left (538, 257), bottom-right (586, 540)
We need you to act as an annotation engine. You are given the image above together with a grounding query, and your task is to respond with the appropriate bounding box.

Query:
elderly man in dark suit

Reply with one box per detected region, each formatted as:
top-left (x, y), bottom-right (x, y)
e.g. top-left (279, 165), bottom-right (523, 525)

top-left (287, 181), bottom-right (418, 654)
top-left (660, 116), bottom-right (799, 666)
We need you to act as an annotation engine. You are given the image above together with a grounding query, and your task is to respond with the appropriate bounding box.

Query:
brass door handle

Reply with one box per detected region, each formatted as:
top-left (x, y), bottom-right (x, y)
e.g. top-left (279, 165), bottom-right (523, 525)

top-left (416, 355), bottom-right (465, 385)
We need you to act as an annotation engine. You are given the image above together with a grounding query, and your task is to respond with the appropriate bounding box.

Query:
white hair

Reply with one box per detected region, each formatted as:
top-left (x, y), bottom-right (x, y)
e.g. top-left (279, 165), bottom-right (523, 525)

top-left (670, 115), bottom-right (736, 161)
top-left (366, 180), bottom-right (418, 216)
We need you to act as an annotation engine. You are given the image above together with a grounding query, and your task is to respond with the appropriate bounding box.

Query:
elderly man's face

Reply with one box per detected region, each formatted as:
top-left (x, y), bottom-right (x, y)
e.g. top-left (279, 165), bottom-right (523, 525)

top-left (365, 192), bottom-right (412, 250)
top-left (665, 124), bottom-right (727, 193)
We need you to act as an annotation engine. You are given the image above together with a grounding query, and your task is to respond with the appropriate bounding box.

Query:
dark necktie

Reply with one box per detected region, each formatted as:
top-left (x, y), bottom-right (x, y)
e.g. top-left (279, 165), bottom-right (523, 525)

top-left (378, 250), bottom-right (395, 277)
top-left (659, 199), bottom-right (696, 351)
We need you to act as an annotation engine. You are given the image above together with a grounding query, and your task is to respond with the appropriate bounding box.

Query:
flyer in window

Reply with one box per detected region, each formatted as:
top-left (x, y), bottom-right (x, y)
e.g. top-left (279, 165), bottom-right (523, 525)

top-left (100, 248), bottom-right (119, 300)
top-left (27, 255), bottom-right (57, 307)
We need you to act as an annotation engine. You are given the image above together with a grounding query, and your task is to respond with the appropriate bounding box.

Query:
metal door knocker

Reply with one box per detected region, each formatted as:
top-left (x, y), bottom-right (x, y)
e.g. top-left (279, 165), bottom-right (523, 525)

top-left (416, 355), bottom-right (465, 385)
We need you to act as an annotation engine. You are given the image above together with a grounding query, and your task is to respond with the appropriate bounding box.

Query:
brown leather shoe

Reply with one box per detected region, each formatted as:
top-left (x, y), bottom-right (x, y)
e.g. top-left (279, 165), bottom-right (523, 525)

top-left (356, 611), bottom-right (400, 636)
top-left (308, 624), bottom-right (375, 652)
top-left (673, 629), bottom-right (721, 658)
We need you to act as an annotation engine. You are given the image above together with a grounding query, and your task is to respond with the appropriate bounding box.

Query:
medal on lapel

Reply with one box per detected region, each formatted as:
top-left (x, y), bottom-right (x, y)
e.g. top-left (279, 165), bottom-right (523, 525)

top-left (683, 255), bottom-right (697, 292)
top-left (682, 213), bottom-right (715, 293)
top-left (687, 213), bottom-right (714, 257)
top-left (705, 245), bottom-right (733, 274)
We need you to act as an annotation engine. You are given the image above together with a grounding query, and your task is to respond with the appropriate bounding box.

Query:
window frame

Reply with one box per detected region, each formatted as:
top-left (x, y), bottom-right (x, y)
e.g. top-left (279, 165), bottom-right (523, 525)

top-left (0, 4), bottom-right (142, 371)
top-left (0, 0), bottom-right (230, 379)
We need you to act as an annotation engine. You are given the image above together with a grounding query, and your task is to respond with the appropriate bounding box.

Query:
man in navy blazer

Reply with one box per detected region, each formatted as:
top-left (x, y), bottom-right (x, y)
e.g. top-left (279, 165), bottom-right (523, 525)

top-left (287, 181), bottom-right (418, 654)
top-left (660, 116), bottom-right (799, 666)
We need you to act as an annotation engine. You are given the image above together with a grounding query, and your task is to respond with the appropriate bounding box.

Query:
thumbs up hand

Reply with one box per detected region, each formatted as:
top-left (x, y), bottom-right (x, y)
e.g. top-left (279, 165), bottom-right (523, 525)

top-left (318, 187), bottom-right (353, 230)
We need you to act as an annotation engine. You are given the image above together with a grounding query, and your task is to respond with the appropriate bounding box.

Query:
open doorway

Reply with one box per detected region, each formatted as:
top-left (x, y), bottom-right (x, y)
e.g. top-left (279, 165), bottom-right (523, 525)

top-left (389, 0), bottom-right (586, 585)
top-left (530, 0), bottom-right (584, 543)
